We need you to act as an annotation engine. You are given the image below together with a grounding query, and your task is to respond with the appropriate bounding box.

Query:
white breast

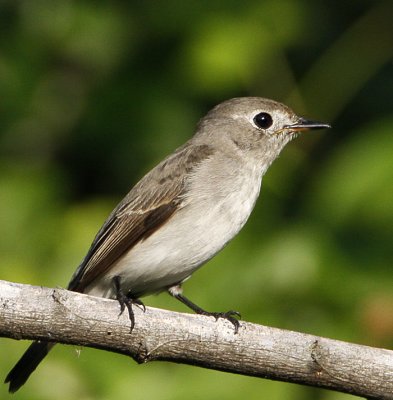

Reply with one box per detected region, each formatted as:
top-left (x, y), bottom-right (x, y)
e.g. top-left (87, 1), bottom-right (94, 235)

top-left (85, 155), bottom-right (264, 299)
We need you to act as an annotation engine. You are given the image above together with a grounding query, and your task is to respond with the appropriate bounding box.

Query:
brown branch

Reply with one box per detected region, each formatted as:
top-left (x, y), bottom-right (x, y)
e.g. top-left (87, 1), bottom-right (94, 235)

top-left (1, 279), bottom-right (392, 398)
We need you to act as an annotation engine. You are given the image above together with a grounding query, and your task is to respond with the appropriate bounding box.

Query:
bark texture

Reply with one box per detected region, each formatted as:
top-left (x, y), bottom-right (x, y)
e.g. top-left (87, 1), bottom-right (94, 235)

top-left (1, 280), bottom-right (392, 399)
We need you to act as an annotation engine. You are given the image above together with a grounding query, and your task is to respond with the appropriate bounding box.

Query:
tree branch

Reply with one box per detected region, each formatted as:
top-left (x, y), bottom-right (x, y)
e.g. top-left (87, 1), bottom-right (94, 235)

top-left (1, 279), bottom-right (392, 398)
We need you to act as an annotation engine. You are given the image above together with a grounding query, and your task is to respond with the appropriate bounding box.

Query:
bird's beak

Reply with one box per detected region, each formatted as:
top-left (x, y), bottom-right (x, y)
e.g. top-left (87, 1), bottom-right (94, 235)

top-left (283, 118), bottom-right (331, 132)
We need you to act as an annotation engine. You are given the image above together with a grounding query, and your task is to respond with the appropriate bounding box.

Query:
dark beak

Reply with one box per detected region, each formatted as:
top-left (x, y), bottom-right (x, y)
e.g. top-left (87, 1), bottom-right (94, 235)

top-left (284, 117), bottom-right (331, 132)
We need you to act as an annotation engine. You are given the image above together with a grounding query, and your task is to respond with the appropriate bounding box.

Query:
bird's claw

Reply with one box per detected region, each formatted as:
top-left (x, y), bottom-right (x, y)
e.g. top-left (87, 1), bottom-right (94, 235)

top-left (206, 310), bottom-right (241, 333)
top-left (132, 298), bottom-right (146, 312)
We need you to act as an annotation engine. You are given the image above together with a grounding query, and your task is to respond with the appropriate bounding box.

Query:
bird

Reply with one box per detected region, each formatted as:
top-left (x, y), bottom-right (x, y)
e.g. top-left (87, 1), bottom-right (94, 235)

top-left (5, 97), bottom-right (330, 392)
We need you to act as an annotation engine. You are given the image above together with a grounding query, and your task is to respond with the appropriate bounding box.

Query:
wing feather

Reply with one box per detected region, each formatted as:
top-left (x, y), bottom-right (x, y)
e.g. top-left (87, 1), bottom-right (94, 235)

top-left (68, 143), bottom-right (214, 292)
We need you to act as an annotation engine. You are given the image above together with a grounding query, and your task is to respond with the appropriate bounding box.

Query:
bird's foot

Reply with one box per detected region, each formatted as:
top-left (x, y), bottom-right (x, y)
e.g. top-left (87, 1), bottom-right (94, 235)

top-left (113, 276), bottom-right (145, 332)
top-left (168, 285), bottom-right (241, 333)
top-left (197, 309), bottom-right (241, 333)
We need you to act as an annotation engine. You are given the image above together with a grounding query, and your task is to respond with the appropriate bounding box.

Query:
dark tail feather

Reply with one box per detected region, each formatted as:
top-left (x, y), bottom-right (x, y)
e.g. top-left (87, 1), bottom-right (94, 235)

top-left (5, 341), bottom-right (54, 393)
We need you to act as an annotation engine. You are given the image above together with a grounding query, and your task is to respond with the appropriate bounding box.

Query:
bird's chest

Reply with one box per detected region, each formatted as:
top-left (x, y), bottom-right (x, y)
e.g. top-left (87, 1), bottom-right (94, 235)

top-left (182, 159), bottom-right (262, 257)
top-left (96, 157), bottom-right (263, 297)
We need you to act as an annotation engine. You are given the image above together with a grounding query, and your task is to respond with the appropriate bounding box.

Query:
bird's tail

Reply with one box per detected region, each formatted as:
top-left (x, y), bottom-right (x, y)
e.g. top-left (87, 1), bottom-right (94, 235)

top-left (5, 340), bottom-right (55, 393)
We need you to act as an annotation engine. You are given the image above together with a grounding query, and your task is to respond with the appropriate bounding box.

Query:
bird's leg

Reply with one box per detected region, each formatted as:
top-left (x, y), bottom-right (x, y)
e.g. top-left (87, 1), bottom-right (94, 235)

top-left (168, 284), bottom-right (241, 333)
top-left (112, 276), bottom-right (145, 332)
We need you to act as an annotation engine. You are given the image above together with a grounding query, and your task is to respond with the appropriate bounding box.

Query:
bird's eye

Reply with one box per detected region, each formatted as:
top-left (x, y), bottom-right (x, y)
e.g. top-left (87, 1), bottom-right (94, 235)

top-left (253, 112), bottom-right (273, 129)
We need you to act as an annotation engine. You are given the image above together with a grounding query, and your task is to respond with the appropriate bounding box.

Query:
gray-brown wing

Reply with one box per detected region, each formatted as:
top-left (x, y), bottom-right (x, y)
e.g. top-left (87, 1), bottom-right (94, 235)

top-left (68, 143), bottom-right (214, 292)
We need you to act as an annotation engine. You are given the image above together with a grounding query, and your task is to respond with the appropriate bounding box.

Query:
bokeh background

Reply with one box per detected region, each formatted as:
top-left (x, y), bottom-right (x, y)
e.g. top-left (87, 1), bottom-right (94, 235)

top-left (1, 1), bottom-right (392, 399)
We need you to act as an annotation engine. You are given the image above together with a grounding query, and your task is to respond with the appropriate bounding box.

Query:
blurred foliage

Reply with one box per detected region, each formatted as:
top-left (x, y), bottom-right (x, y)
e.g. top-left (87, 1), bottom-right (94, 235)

top-left (1, 1), bottom-right (392, 399)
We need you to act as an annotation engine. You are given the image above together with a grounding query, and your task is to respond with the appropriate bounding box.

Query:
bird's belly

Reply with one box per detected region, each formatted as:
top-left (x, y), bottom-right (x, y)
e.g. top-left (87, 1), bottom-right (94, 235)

top-left (85, 168), bottom-right (262, 299)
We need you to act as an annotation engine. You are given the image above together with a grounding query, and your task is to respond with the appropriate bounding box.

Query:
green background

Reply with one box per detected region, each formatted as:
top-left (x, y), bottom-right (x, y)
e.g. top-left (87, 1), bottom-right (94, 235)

top-left (1, 1), bottom-right (392, 399)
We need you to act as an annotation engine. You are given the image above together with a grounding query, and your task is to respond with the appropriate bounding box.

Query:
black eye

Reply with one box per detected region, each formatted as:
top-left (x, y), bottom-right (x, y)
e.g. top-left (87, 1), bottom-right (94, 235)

top-left (253, 112), bottom-right (273, 129)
